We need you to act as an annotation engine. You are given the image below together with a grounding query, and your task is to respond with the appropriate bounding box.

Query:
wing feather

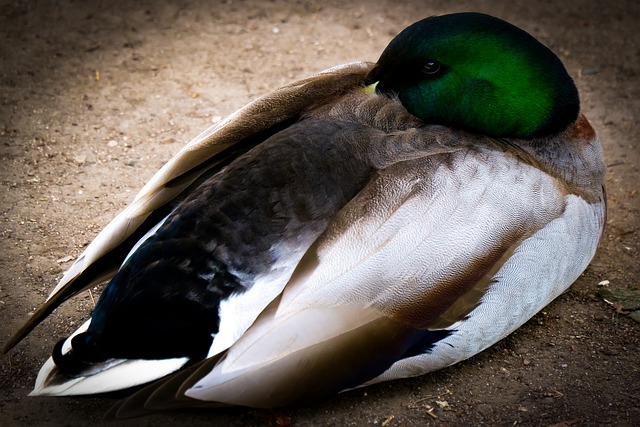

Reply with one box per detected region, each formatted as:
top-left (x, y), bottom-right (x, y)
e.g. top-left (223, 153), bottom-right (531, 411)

top-left (2, 62), bottom-right (373, 354)
top-left (178, 146), bottom-right (570, 406)
top-left (110, 143), bottom-right (586, 413)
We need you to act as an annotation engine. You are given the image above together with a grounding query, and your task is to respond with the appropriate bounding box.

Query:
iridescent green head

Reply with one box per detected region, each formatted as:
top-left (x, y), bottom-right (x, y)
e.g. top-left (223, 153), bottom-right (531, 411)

top-left (367, 13), bottom-right (579, 138)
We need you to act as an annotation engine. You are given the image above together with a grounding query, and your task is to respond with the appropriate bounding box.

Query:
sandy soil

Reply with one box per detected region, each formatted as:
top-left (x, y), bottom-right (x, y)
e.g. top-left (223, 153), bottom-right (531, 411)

top-left (1, 0), bottom-right (638, 426)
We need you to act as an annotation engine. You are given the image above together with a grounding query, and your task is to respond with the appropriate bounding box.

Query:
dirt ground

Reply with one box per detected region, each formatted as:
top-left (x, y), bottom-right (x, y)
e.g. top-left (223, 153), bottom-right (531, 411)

top-left (0, 0), bottom-right (638, 426)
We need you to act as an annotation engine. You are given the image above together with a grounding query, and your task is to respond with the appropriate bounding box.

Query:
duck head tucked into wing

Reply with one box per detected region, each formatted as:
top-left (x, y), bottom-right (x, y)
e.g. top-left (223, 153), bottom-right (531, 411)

top-left (3, 12), bottom-right (605, 418)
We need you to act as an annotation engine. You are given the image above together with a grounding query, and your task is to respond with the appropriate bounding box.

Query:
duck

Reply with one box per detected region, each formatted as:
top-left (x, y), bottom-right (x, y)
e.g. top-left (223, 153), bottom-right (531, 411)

top-left (2, 12), bottom-right (606, 417)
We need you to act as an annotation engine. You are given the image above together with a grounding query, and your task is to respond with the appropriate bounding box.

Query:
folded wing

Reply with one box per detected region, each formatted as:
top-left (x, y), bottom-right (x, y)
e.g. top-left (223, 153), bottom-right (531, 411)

top-left (2, 62), bottom-right (374, 354)
top-left (111, 140), bottom-right (604, 416)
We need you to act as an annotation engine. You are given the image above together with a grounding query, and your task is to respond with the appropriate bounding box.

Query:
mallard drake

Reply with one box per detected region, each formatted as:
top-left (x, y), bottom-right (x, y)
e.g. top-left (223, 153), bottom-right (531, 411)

top-left (3, 12), bottom-right (605, 417)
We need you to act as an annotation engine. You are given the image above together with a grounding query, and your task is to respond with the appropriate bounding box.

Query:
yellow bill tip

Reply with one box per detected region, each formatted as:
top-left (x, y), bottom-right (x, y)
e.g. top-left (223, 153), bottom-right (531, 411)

top-left (362, 81), bottom-right (379, 94)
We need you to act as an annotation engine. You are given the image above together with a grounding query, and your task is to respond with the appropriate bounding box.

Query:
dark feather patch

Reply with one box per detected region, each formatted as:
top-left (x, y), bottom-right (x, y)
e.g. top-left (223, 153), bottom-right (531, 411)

top-left (55, 118), bottom-right (380, 371)
top-left (401, 329), bottom-right (454, 359)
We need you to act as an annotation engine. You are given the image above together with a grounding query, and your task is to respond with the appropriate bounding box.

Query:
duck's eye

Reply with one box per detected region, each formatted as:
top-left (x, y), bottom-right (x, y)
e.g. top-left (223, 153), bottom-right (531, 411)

top-left (421, 60), bottom-right (441, 76)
